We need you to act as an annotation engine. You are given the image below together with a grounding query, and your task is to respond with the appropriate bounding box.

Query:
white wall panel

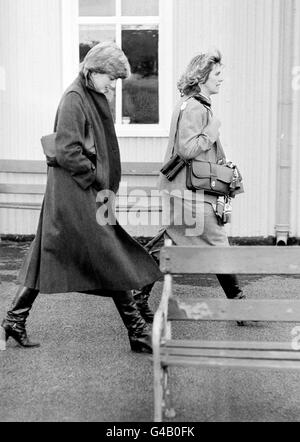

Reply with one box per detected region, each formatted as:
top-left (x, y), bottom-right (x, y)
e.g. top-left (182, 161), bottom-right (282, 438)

top-left (173, 0), bottom-right (281, 237)
top-left (291, 0), bottom-right (300, 237)
top-left (0, 0), bottom-right (62, 234)
top-left (0, 171), bottom-right (45, 235)
top-left (0, 0), bottom-right (62, 161)
top-left (119, 137), bottom-right (168, 163)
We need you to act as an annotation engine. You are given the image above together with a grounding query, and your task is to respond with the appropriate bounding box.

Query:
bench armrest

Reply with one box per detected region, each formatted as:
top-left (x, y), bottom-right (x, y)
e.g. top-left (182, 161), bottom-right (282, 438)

top-left (152, 273), bottom-right (172, 422)
top-left (152, 274), bottom-right (172, 349)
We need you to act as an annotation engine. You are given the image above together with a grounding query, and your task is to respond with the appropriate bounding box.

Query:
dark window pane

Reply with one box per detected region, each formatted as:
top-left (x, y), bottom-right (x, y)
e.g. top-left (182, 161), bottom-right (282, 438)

top-left (79, 24), bottom-right (115, 61)
top-left (122, 0), bottom-right (159, 16)
top-left (79, 25), bottom-right (116, 121)
top-left (79, 0), bottom-right (115, 16)
top-left (122, 26), bottom-right (159, 124)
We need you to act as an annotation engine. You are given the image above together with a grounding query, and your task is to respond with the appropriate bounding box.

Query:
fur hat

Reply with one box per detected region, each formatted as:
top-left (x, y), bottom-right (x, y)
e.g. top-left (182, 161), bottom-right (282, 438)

top-left (80, 41), bottom-right (131, 80)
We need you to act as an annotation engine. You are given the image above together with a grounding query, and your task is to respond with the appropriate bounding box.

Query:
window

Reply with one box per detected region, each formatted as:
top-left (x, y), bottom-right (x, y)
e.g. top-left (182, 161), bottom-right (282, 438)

top-left (72, 0), bottom-right (173, 136)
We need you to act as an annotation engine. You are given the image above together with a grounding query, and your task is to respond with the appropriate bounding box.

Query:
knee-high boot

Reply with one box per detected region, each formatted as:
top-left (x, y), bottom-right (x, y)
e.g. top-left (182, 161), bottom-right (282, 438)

top-left (216, 274), bottom-right (246, 326)
top-left (0, 286), bottom-right (40, 350)
top-left (133, 283), bottom-right (155, 324)
top-left (133, 249), bottom-right (160, 324)
top-left (216, 274), bottom-right (245, 299)
top-left (112, 291), bottom-right (152, 354)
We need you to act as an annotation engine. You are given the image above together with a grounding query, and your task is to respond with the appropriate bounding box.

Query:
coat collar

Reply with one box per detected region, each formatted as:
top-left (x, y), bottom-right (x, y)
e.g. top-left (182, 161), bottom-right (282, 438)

top-left (193, 92), bottom-right (211, 108)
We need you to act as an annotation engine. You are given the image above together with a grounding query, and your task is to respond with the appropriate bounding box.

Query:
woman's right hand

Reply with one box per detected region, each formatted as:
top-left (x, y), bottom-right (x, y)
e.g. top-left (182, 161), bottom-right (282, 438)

top-left (203, 116), bottom-right (221, 143)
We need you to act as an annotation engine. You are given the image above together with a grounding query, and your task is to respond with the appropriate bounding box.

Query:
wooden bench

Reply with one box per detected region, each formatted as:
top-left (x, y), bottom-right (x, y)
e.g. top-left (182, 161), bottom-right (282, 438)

top-left (152, 241), bottom-right (300, 421)
top-left (0, 159), bottom-right (162, 213)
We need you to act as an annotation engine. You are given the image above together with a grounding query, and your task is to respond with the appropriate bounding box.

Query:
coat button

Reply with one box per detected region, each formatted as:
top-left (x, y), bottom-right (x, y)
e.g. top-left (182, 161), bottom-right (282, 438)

top-left (211, 180), bottom-right (216, 187)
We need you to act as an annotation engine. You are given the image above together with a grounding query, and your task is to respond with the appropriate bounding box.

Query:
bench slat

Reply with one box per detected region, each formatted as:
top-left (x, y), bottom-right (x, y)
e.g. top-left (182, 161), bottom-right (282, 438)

top-left (0, 202), bottom-right (42, 210)
top-left (0, 183), bottom-right (161, 196)
top-left (0, 160), bottom-right (47, 174)
top-left (160, 246), bottom-right (300, 274)
top-left (161, 346), bottom-right (300, 361)
top-left (118, 187), bottom-right (161, 197)
top-left (160, 355), bottom-right (300, 370)
top-left (0, 160), bottom-right (161, 175)
top-left (168, 297), bottom-right (300, 321)
top-left (0, 184), bottom-right (46, 194)
top-left (0, 201), bottom-right (162, 212)
top-left (121, 162), bottom-right (161, 175)
top-left (166, 340), bottom-right (294, 351)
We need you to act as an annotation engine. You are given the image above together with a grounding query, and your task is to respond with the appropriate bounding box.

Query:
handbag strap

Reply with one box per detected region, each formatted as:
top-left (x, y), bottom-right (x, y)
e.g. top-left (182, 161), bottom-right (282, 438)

top-left (193, 94), bottom-right (226, 163)
top-left (170, 96), bottom-right (193, 157)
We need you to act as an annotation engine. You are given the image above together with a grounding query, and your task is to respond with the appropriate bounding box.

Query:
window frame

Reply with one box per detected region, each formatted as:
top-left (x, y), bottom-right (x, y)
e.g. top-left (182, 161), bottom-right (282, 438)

top-left (61, 0), bottom-right (173, 137)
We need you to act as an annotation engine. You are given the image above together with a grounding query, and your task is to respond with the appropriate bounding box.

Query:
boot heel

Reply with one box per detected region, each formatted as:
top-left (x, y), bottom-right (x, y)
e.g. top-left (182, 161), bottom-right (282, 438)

top-left (0, 326), bottom-right (7, 351)
top-left (1, 321), bottom-right (40, 348)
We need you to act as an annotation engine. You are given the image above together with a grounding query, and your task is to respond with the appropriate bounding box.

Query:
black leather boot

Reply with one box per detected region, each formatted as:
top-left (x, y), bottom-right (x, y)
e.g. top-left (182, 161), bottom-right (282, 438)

top-left (133, 283), bottom-right (155, 324)
top-left (216, 274), bottom-right (246, 326)
top-left (0, 286), bottom-right (40, 349)
top-left (216, 274), bottom-right (243, 299)
top-left (112, 291), bottom-right (152, 354)
top-left (132, 241), bottom-right (161, 324)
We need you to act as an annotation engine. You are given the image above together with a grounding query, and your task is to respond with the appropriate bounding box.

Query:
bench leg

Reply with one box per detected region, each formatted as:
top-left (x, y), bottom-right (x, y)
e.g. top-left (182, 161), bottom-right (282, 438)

top-left (162, 367), bottom-right (176, 419)
top-left (0, 326), bottom-right (6, 351)
top-left (154, 363), bottom-right (164, 422)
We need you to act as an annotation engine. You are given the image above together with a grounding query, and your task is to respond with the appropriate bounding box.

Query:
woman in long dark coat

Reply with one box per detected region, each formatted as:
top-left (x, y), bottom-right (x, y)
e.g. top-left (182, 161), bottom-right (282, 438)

top-left (0, 42), bottom-right (162, 353)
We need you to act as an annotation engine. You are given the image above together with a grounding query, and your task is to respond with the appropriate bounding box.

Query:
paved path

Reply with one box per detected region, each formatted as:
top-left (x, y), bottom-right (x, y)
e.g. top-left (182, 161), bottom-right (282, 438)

top-left (1, 241), bottom-right (300, 422)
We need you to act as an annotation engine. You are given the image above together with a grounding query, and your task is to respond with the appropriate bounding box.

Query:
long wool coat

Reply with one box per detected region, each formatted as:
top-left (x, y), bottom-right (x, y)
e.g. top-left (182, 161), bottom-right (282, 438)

top-left (19, 74), bottom-right (162, 294)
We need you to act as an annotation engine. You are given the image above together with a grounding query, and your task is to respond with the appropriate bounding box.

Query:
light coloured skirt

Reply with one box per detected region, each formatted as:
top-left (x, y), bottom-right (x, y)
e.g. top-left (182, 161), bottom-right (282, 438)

top-left (161, 191), bottom-right (229, 247)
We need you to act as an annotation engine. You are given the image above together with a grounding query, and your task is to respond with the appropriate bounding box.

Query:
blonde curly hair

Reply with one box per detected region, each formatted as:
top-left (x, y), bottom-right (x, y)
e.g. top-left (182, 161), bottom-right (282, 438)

top-left (177, 49), bottom-right (222, 96)
top-left (80, 41), bottom-right (131, 81)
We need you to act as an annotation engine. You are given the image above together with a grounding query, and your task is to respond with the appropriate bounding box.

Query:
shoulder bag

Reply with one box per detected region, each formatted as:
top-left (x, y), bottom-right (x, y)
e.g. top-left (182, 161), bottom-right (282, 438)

top-left (41, 124), bottom-right (96, 168)
top-left (161, 95), bottom-right (243, 197)
top-left (186, 151), bottom-right (243, 197)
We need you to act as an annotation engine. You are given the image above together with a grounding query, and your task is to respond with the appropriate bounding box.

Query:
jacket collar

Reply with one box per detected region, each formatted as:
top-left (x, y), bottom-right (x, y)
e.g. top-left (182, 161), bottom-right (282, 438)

top-left (193, 92), bottom-right (211, 108)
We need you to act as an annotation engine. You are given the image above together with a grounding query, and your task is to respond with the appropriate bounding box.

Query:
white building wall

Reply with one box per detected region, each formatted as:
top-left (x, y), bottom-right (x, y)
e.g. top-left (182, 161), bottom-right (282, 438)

top-left (291, 0), bottom-right (300, 237)
top-left (118, 137), bottom-right (167, 163)
top-left (173, 0), bottom-right (281, 238)
top-left (0, 0), bottom-right (63, 235)
top-left (0, 0), bottom-right (62, 161)
top-left (0, 171), bottom-right (45, 235)
top-left (0, 0), bottom-right (299, 239)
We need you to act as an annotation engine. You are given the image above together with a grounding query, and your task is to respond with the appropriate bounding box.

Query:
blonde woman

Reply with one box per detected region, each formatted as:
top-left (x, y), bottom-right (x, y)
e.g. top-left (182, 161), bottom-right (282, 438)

top-left (136, 50), bottom-right (245, 315)
top-left (159, 50), bottom-right (244, 304)
top-left (0, 42), bottom-right (161, 353)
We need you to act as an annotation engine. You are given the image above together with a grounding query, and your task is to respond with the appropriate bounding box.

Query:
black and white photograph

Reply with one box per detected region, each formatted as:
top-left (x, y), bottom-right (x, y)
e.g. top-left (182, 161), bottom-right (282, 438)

top-left (1, 0), bottom-right (300, 424)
